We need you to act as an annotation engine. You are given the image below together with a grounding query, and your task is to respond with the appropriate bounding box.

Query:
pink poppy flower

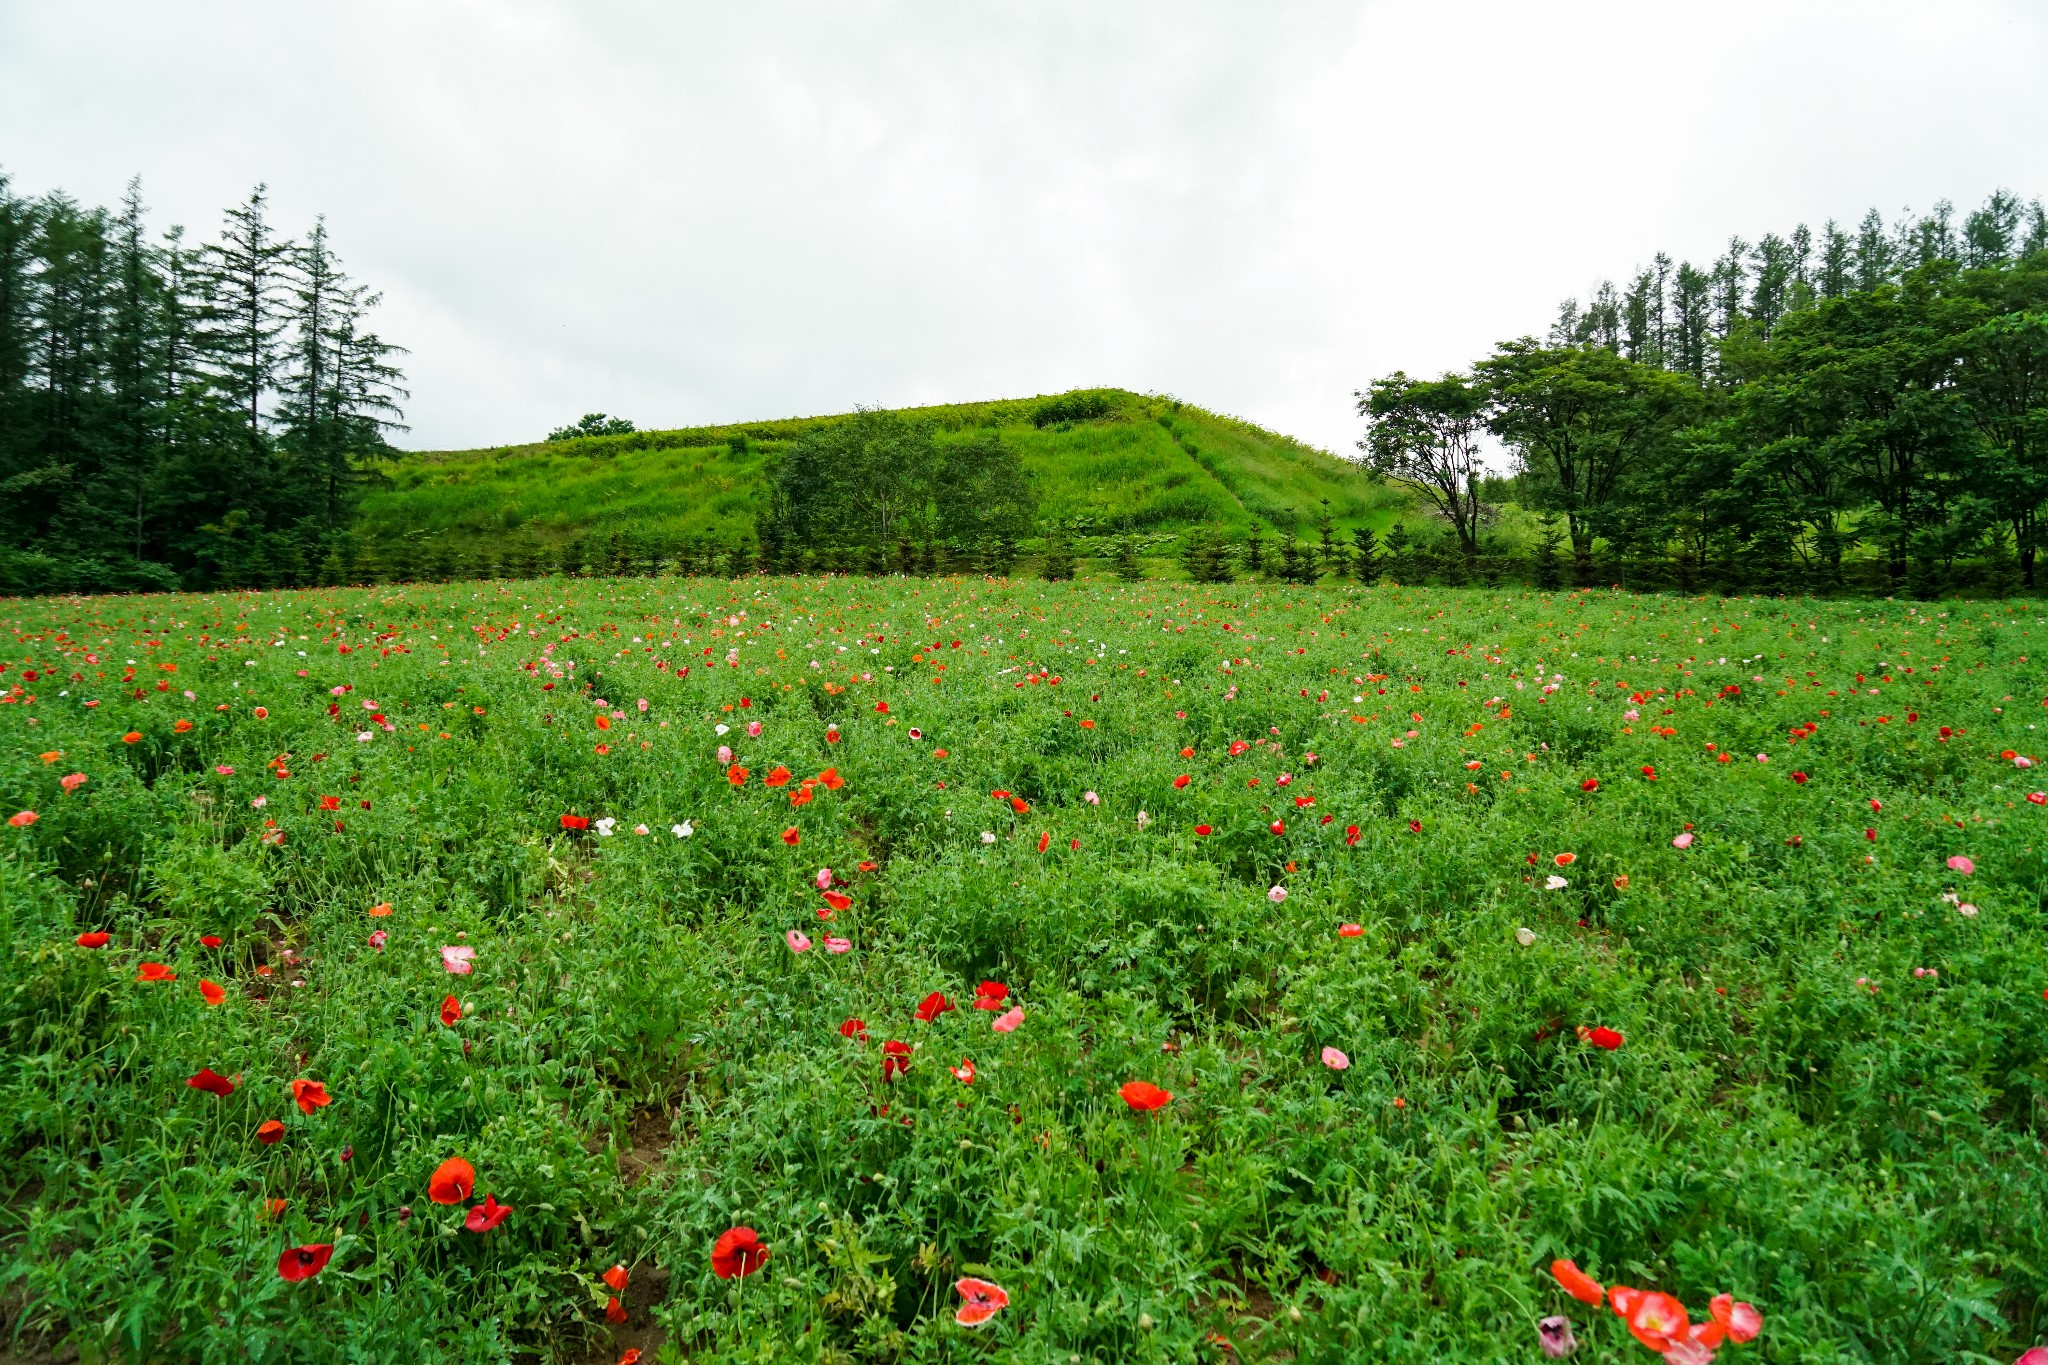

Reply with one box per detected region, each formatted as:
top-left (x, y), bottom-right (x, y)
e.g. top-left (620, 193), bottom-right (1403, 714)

top-left (368, 929), bottom-right (387, 950)
top-left (1321, 1046), bottom-right (1349, 1070)
top-left (1672, 832), bottom-right (1694, 849)
top-left (440, 945), bottom-right (476, 975)
top-left (815, 867), bottom-right (834, 890)
top-left (786, 930), bottom-right (812, 953)
top-left (823, 936), bottom-right (852, 953)
top-left (60, 773), bottom-right (88, 793)
top-left (992, 1006), bottom-right (1023, 1033)
top-left (1947, 855), bottom-right (1975, 875)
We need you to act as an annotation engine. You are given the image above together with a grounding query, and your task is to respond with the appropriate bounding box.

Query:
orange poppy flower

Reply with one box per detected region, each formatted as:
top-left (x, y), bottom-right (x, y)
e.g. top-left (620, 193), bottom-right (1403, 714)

top-left (289, 1078), bottom-right (331, 1114)
top-left (727, 765), bottom-right (749, 786)
top-left (136, 962), bottom-right (176, 982)
top-left (368, 902), bottom-right (393, 917)
top-left (1550, 1258), bottom-right (1604, 1306)
top-left (428, 1156), bottom-right (474, 1204)
top-left (257, 1119), bottom-right (286, 1144)
top-left (199, 979), bottom-right (227, 1006)
top-left (1119, 1081), bottom-right (1173, 1111)
top-left (764, 765), bottom-right (791, 787)
top-left (440, 995), bottom-right (461, 1027)
top-left (819, 768), bottom-right (843, 790)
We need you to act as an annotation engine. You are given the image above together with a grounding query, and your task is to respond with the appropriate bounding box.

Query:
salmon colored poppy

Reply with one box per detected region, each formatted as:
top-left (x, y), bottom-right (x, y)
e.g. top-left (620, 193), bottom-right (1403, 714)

top-left (123, 731), bottom-right (142, 744)
top-left (290, 1078), bottom-right (331, 1114)
top-left (1709, 1294), bottom-right (1763, 1342)
top-left (277, 1243), bottom-right (333, 1282)
top-left (992, 1006), bottom-right (1023, 1032)
top-left (711, 1226), bottom-right (769, 1279)
top-left (137, 962), bottom-right (175, 982)
top-left (974, 981), bottom-right (1009, 1010)
top-left (61, 772), bottom-right (89, 791)
top-left (1622, 1290), bottom-right (1689, 1352)
top-left (764, 765), bottom-right (791, 787)
top-left (603, 1264), bottom-right (630, 1293)
top-left (75, 931), bottom-right (110, 948)
top-left (464, 1193), bottom-right (513, 1233)
top-left (1550, 1258), bottom-right (1605, 1306)
top-left (822, 891), bottom-right (852, 912)
top-left (200, 979), bottom-right (227, 1006)
top-left (1119, 1080), bottom-right (1173, 1111)
top-left (954, 1276), bottom-right (1009, 1327)
top-left (916, 991), bottom-right (955, 1021)
top-left (428, 1156), bottom-right (475, 1204)
top-left (187, 1068), bottom-right (236, 1097)
top-left (440, 995), bottom-right (461, 1027)
top-left (368, 901), bottom-right (393, 917)
top-left (257, 1119), bottom-right (286, 1144)
top-left (883, 1039), bottom-right (912, 1079)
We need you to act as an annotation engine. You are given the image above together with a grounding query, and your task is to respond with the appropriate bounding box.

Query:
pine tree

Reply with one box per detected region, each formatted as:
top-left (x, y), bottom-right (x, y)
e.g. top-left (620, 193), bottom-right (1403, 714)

top-left (199, 186), bottom-right (292, 461)
top-left (1241, 527), bottom-right (1265, 577)
top-left (1532, 515), bottom-right (1563, 590)
top-left (1039, 523), bottom-right (1077, 581)
top-left (1351, 527), bottom-right (1380, 584)
top-left (1110, 530), bottom-right (1144, 582)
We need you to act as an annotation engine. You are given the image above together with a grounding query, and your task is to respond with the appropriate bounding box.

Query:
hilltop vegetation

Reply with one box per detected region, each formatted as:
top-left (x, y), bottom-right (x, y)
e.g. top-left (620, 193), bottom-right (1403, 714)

top-left (357, 389), bottom-right (1398, 563)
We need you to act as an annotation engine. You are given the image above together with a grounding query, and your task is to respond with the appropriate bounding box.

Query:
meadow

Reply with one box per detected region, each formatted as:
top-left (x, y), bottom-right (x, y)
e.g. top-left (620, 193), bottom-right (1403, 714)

top-left (2, 573), bottom-right (2046, 1364)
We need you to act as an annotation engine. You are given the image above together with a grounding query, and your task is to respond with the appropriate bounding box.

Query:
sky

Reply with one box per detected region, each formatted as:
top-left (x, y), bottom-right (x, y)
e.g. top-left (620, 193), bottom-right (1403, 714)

top-left (4, 1), bottom-right (2046, 457)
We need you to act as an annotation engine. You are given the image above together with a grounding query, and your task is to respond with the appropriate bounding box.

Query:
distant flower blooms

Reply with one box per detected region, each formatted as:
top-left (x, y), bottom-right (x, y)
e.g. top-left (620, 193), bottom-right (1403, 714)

top-left (883, 1039), bottom-right (912, 1078)
top-left (60, 773), bottom-right (87, 793)
top-left (711, 1226), bottom-right (769, 1279)
top-left (1578, 1025), bottom-right (1624, 1051)
top-left (973, 981), bottom-right (1009, 1010)
top-left (981, 831), bottom-right (997, 843)
top-left (1119, 1080), bottom-right (1173, 1111)
top-left (428, 1157), bottom-right (476, 1204)
top-left (278, 1243), bottom-right (333, 1282)
top-left (187, 1068), bottom-right (235, 1097)
top-left (955, 1276), bottom-right (1009, 1327)
top-left (1083, 790), bottom-right (1099, 805)
top-left (368, 929), bottom-right (387, 950)
top-left (559, 814), bottom-right (589, 831)
top-left (440, 995), bottom-right (461, 1026)
top-left (950, 1057), bottom-right (977, 1083)
top-left (1321, 1046), bottom-right (1349, 1070)
top-left (1554, 852), bottom-right (1576, 867)
top-left (441, 945), bottom-right (476, 974)
top-left (781, 827), bottom-right (801, 846)
top-left (464, 1193), bottom-right (513, 1233)
top-left (1580, 778), bottom-right (1598, 792)
top-left (1791, 771), bottom-right (1809, 784)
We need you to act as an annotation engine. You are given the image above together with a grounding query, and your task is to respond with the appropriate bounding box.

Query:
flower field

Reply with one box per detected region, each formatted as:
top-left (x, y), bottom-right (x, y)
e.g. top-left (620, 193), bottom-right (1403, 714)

top-left (3, 575), bottom-right (2047, 1364)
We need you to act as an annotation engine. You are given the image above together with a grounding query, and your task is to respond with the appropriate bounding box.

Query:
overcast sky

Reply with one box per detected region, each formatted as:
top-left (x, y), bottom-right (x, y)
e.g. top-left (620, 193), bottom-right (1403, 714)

top-left (4, 1), bottom-right (2045, 456)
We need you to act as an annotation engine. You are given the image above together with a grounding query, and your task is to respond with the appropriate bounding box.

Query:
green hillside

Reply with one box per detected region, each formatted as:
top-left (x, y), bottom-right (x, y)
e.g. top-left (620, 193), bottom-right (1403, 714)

top-left (359, 388), bottom-right (1402, 554)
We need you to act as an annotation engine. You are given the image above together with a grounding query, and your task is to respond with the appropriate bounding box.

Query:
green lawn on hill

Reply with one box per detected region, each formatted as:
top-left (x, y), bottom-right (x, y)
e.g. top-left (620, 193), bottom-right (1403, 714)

top-left (358, 389), bottom-right (1403, 555)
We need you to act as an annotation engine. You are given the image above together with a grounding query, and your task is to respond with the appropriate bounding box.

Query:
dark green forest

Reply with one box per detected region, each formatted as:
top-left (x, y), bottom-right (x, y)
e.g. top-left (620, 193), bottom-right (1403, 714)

top-left (0, 173), bottom-right (405, 594)
top-left (1364, 190), bottom-right (2048, 595)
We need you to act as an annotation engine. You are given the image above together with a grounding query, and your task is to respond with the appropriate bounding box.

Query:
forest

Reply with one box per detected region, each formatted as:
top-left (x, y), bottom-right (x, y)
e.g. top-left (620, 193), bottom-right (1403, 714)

top-left (0, 174), bottom-right (405, 595)
top-left (3, 173), bottom-right (2046, 599)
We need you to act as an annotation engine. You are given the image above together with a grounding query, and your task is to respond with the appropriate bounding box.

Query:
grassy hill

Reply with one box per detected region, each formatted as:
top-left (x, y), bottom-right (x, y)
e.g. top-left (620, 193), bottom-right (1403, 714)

top-left (358, 388), bottom-right (1403, 554)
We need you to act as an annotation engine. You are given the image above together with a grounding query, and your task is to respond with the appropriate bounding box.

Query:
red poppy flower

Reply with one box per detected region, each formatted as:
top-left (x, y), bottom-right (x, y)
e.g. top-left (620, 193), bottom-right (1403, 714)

top-left (1338, 923), bottom-right (1364, 937)
top-left (440, 995), bottom-right (461, 1027)
top-left (595, 713), bottom-right (611, 731)
top-left (727, 765), bottom-right (749, 786)
top-left (1194, 824), bottom-right (1213, 836)
top-left (1791, 772), bottom-right (1809, 784)
top-left (1581, 779), bottom-right (1599, 792)
top-left (1865, 827), bottom-right (1876, 841)
top-left (200, 979), bottom-right (227, 1006)
top-left (1173, 774), bottom-right (1190, 789)
top-left (951, 1057), bottom-right (976, 1083)
top-left (1408, 820), bottom-right (1422, 834)
top-left (2029, 792), bottom-right (2047, 805)
top-left (187, 1068), bottom-right (235, 1097)
top-left (277, 1243), bottom-right (334, 1282)
top-left (973, 981), bottom-right (1009, 1010)
top-left (822, 891), bottom-right (852, 912)
top-left (954, 1276), bottom-right (1010, 1327)
top-left (712, 1225), bottom-right (769, 1278)
top-left (1553, 852), bottom-right (1576, 867)
top-left (428, 1156), bottom-right (475, 1204)
top-left (1037, 831), bottom-right (1050, 853)
top-left (464, 1193), bottom-right (514, 1233)
top-left (1640, 766), bottom-right (1657, 780)
top-left (290, 1078), bottom-right (331, 1113)
top-left (839, 1017), bottom-right (868, 1041)
top-left (916, 991), bottom-right (955, 1021)
top-left (1551, 1258), bottom-right (1605, 1306)
top-left (781, 827), bottom-right (801, 846)
top-left (123, 731), bottom-right (142, 744)
top-left (1010, 796), bottom-right (1030, 814)
top-left (1269, 821), bottom-right (1285, 836)
top-left (882, 1039), bottom-right (912, 1078)
top-left (136, 962), bottom-right (176, 983)
top-left (818, 768), bottom-right (843, 790)
top-left (257, 1119), bottom-right (286, 1144)
top-left (75, 931), bottom-right (110, 948)
top-left (1295, 795), bottom-right (1316, 808)
top-left (605, 1295), bottom-right (626, 1324)
top-left (560, 814), bottom-right (590, 830)
top-left (1229, 740), bottom-right (1250, 756)
top-left (603, 1263), bottom-right (630, 1293)
top-left (1344, 824), bottom-right (1360, 845)
top-left (764, 765), bottom-right (792, 787)
top-left (1583, 1026), bottom-right (1624, 1051)
top-left (200, 935), bottom-right (222, 948)
top-left (873, 701), bottom-right (890, 714)
top-left (1120, 1080), bottom-right (1173, 1111)
top-left (1708, 1294), bottom-right (1763, 1343)
top-left (789, 785), bottom-right (813, 807)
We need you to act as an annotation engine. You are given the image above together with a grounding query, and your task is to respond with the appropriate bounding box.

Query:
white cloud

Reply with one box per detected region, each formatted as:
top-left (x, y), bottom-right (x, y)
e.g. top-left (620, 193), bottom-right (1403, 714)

top-left (4, 0), bottom-right (2044, 455)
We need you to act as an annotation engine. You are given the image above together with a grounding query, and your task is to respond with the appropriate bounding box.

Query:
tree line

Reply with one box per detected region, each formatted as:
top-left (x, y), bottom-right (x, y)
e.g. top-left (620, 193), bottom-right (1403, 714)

top-left (1362, 189), bottom-right (2048, 596)
top-left (0, 172), bottom-right (406, 595)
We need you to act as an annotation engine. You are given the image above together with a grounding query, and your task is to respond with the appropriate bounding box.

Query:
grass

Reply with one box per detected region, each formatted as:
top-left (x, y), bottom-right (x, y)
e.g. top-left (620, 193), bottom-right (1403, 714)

top-left (2, 574), bottom-right (2047, 1364)
top-left (358, 389), bottom-right (1404, 553)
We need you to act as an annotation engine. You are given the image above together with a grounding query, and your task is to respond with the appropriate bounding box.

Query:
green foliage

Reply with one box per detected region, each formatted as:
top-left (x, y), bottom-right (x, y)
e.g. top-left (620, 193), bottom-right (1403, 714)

top-left (546, 414), bottom-right (636, 442)
top-left (3, 579), bottom-right (2048, 1360)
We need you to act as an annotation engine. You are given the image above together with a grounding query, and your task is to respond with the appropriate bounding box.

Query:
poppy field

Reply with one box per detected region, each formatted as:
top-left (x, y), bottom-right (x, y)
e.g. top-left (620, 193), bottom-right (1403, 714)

top-left (3, 575), bottom-right (2048, 1364)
